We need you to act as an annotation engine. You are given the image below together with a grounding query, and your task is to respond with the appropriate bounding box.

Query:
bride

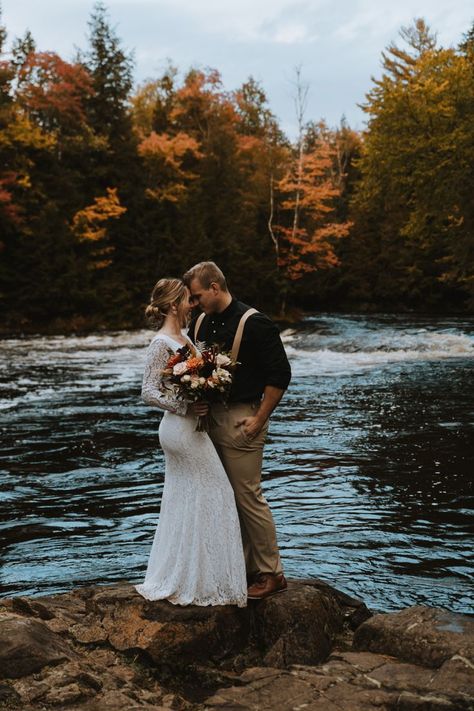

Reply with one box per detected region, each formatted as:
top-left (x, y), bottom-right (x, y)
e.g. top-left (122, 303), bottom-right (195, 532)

top-left (135, 277), bottom-right (247, 607)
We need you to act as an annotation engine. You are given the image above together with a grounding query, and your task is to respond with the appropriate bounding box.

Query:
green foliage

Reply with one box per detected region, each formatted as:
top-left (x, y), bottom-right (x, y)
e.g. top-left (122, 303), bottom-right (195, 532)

top-left (339, 18), bottom-right (474, 310)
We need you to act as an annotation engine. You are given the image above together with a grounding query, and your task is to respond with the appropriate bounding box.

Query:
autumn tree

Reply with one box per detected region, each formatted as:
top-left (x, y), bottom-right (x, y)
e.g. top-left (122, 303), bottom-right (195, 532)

top-left (72, 187), bottom-right (126, 269)
top-left (270, 70), bottom-right (351, 313)
top-left (16, 52), bottom-right (94, 134)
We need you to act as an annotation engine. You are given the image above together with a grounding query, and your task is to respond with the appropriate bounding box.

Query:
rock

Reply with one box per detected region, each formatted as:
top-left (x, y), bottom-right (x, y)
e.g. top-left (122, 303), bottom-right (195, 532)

top-left (0, 681), bottom-right (21, 706)
top-left (0, 613), bottom-right (76, 678)
top-left (41, 682), bottom-right (86, 706)
top-left (83, 584), bottom-right (249, 666)
top-left (69, 580), bottom-right (347, 669)
top-left (251, 580), bottom-right (344, 667)
top-left (354, 605), bottom-right (474, 668)
top-left (203, 664), bottom-right (399, 710)
top-left (1, 581), bottom-right (472, 710)
top-left (366, 660), bottom-right (434, 690)
top-left (204, 651), bottom-right (474, 711)
top-left (78, 689), bottom-right (170, 710)
top-left (204, 667), bottom-right (328, 710)
top-left (11, 595), bottom-right (56, 620)
top-left (430, 655), bottom-right (474, 696)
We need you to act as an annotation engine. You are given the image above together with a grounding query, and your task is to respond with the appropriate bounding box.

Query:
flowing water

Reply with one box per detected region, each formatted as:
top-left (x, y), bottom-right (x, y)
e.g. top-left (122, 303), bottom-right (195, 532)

top-left (1, 314), bottom-right (473, 613)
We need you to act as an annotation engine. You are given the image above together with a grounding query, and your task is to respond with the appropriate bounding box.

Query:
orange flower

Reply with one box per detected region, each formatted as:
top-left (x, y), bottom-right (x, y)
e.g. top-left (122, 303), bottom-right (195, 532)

top-left (167, 354), bottom-right (182, 368)
top-left (186, 357), bottom-right (204, 371)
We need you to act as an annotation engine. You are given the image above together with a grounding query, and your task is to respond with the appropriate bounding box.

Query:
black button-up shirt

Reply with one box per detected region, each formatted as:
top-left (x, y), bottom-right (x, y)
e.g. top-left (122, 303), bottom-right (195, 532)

top-left (188, 299), bottom-right (291, 403)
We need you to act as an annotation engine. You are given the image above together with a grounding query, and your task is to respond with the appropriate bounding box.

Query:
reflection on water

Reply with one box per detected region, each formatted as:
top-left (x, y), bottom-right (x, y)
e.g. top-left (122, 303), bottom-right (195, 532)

top-left (0, 314), bottom-right (473, 612)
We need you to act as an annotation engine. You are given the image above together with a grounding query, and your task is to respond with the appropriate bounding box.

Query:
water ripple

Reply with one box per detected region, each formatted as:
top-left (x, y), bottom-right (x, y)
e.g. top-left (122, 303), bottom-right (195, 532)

top-left (0, 315), bottom-right (473, 612)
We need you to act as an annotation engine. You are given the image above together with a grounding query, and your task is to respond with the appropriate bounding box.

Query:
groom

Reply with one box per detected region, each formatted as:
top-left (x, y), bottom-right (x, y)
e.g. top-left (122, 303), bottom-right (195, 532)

top-left (184, 261), bottom-right (291, 600)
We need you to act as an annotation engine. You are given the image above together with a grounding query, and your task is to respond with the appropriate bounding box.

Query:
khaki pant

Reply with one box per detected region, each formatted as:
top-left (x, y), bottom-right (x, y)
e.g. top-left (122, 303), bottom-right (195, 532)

top-left (209, 401), bottom-right (283, 576)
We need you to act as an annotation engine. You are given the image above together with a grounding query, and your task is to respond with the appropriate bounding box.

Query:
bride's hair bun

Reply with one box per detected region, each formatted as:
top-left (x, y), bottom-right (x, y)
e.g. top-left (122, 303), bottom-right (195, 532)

top-left (145, 278), bottom-right (186, 329)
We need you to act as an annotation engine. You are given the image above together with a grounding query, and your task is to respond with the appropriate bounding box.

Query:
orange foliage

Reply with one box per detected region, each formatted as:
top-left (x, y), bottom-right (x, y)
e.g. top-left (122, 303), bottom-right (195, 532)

top-left (171, 69), bottom-right (238, 135)
top-left (139, 131), bottom-right (202, 203)
top-left (274, 139), bottom-right (352, 281)
top-left (235, 134), bottom-right (263, 153)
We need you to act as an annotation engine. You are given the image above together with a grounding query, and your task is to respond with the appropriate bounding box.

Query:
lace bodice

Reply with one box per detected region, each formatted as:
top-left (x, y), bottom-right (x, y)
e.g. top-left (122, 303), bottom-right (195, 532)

top-left (141, 335), bottom-right (188, 416)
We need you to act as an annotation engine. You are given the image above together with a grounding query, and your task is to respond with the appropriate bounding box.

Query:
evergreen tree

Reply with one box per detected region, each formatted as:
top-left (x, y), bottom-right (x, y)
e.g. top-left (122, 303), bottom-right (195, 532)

top-left (349, 19), bottom-right (474, 309)
top-left (83, 1), bottom-right (133, 142)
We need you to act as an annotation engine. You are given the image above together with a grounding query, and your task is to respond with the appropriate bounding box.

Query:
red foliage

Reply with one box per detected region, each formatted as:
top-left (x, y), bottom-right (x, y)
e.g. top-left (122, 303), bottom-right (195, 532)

top-left (17, 52), bottom-right (94, 127)
top-left (0, 173), bottom-right (22, 225)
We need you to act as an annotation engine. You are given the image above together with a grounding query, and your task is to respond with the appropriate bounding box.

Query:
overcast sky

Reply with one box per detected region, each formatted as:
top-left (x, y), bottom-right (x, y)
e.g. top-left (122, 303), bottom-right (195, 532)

top-left (2, 0), bottom-right (473, 137)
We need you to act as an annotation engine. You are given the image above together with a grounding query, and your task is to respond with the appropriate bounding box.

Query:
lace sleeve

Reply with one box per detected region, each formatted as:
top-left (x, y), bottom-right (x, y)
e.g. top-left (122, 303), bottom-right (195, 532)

top-left (141, 338), bottom-right (188, 416)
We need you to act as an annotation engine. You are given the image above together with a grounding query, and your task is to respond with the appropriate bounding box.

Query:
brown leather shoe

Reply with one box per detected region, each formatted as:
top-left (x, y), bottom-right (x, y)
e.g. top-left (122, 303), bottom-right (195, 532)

top-left (247, 573), bottom-right (287, 600)
top-left (246, 572), bottom-right (260, 586)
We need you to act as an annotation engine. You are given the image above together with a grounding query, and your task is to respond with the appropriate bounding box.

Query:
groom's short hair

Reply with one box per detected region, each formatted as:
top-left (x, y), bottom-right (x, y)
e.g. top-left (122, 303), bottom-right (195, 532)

top-left (183, 261), bottom-right (228, 291)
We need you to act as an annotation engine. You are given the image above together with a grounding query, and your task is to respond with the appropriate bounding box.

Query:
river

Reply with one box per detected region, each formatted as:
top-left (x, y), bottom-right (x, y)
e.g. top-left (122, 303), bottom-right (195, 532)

top-left (1, 313), bottom-right (473, 613)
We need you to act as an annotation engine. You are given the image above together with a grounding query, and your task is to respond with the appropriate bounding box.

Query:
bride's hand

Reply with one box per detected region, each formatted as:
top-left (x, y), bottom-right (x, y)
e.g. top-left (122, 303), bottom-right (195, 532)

top-left (191, 401), bottom-right (209, 416)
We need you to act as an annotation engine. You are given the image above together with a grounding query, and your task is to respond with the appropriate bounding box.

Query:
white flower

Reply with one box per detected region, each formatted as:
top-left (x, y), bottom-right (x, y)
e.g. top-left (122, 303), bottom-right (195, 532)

top-left (216, 353), bottom-right (232, 367)
top-left (198, 377), bottom-right (206, 385)
top-left (173, 362), bottom-right (188, 375)
top-left (181, 374), bottom-right (191, 382)
top-left (191, 380), bottom-right (200, 389)
top-left (214, 367), bottom-right (232, 382)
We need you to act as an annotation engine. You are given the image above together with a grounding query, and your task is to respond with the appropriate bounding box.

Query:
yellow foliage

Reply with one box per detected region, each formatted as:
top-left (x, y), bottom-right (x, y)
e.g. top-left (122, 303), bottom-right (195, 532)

top-left (72, 187), bottom-right (126, 242)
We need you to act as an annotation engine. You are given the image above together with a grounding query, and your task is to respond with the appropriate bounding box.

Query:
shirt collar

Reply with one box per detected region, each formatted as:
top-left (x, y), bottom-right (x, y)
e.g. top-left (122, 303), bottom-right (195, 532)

top-left (217, 297), bottom-right (238, 320)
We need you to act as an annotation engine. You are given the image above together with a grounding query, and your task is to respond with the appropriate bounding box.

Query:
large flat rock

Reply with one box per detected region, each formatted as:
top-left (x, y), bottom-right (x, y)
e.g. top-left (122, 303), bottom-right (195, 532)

top-left (204, 651), bottom-right (474, 710)
top-left (354, 605), bottom-right (474, 668)
top-left (2, 583), bottom-right (472, 710)
top-left (0, 579), bottom-right (354, 709)
top-left (0, 613), bottom-right (76, 678)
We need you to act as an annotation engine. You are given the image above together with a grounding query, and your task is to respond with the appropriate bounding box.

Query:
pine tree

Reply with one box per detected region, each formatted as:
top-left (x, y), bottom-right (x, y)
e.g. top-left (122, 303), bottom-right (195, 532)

top-left (350, 18), bottom-right (474, 310)
top-left (83, 1), bottom-right (133, 142)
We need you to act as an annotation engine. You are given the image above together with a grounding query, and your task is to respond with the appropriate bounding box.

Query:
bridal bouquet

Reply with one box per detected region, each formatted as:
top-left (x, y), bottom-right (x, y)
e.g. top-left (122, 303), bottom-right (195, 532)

top-left (161, 343), bottom-right (238, 431)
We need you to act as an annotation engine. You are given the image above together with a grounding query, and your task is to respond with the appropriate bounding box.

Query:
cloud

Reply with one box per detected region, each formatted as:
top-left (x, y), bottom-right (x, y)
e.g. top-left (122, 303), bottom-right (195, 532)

top-left (268, 23), bottom-right (314, 44)
top-left (111, 0), bottom-right (326, 44)
top-left (332, 0), bottom-right (473, 45)
top-left (3, 0), bottom-right (473, 139)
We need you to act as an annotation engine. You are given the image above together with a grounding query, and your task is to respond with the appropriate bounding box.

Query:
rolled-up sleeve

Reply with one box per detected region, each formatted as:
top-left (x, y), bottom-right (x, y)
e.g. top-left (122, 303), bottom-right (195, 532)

top-left (249, 315), bottom-right (291, 391)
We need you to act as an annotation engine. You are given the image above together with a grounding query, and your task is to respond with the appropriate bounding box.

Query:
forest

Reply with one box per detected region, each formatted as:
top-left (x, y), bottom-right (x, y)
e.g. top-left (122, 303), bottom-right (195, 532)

top-left (0, 3), bottom-right (473, 332)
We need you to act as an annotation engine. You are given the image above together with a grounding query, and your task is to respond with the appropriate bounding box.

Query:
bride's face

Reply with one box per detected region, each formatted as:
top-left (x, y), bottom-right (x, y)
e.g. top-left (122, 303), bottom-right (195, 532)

top-left (176, 287), bottom-right (192, 327)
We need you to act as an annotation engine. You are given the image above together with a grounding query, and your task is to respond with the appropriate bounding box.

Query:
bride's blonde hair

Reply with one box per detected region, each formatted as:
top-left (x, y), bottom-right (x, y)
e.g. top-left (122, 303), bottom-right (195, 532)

top-left (145, 278), bottom-right (187, 329)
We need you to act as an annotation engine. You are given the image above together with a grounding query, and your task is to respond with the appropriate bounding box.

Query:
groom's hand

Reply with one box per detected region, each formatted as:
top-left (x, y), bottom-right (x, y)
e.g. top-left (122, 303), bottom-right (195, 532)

top-left (191, 401), bottom-right (209, 416)
top-left (235, 416), bottom-right (264, 440)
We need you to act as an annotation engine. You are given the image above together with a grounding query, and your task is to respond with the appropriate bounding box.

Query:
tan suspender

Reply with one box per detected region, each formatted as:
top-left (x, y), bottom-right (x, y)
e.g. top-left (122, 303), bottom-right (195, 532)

top-left (231, 308), bottom-right (257, 361)
top-left (193, 312), bottom-right (206, 342)
top-left (194, 308), bottom-right (257, 361)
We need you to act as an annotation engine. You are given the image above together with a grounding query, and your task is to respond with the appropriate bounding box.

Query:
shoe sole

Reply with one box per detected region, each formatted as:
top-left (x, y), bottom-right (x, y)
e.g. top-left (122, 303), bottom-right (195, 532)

top-left (247, 587), bottom-right (288, 600)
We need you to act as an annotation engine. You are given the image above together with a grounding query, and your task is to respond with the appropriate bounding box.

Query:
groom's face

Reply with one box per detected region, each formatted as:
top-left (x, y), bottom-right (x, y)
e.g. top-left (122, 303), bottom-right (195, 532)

top-left (189, 278), bottom-right (219, 314)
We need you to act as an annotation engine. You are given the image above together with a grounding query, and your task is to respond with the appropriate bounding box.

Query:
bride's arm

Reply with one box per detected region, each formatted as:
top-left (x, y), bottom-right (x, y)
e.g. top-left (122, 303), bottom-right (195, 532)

top-left (141, 338), bottom-right (188, 416)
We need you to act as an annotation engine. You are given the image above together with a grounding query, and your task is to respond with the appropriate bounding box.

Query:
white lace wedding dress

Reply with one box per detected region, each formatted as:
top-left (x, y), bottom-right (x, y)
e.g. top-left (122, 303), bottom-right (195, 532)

top-left (135, 334), bottom-right (247, 607)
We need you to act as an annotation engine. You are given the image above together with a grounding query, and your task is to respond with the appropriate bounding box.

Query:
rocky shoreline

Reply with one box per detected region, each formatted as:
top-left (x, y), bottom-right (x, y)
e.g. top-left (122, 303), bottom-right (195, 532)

top-left (0, 579), bottom-right (472, 710)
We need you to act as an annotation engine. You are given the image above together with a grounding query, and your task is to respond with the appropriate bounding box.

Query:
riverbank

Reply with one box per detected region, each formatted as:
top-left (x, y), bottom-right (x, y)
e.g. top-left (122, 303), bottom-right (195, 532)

top-left (0, 579), bottom-right (472, 710)
top-left (0, 308), bottom-right (304, 338)
top-left (2, 303), bottom-right (473, 338)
